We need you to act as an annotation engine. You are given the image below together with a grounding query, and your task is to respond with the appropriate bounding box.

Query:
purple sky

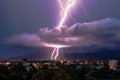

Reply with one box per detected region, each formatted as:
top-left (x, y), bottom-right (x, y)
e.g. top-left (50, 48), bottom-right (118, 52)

top-left (0, 0), bottom-right (120, 59)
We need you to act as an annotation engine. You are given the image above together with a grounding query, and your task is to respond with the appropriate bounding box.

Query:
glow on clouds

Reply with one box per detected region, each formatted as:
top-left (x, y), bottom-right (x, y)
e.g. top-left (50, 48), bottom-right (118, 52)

top-left (7, 18), bottom-right (120, 48)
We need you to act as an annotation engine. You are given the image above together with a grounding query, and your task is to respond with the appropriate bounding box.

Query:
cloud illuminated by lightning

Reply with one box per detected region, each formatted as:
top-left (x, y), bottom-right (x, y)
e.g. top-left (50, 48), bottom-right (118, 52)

top-left (7, 18), bottom-right (120, 60)
top-left (51, 0), bottom-right (76, 60)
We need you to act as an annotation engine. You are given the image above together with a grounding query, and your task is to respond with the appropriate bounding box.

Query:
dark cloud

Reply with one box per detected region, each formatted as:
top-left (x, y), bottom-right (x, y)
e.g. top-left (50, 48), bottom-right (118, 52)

top-left (6, 18), bottom-right (120, 49)
top-left (6, 33), bottom-right (42, 47)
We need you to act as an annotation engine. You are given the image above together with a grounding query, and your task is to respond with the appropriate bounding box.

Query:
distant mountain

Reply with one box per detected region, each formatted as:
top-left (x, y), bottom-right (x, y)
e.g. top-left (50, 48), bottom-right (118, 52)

top-left (67, 53), bottom-right (120, 60)
top-left (4, 49), bottom-right (120, 61)
top-left (3, 50), bottom-right (49, 61)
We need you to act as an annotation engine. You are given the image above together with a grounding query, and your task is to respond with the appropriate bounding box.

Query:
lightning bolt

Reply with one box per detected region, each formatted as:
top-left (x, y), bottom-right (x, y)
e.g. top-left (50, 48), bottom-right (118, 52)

top-left (51, 48), bottom-right (57, 60)
top-left (51, 0), bottom-right (76, 60)
top-left (54, 48), bottom-right (59, 60)
top-left (57, 0), bottom-right (76, 29)
top-left (51, 48), bottom-right (60, 60)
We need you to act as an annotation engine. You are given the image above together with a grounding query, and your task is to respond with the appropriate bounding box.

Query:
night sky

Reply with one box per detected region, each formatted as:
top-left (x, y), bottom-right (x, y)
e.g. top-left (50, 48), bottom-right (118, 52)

top-left (0, 0), bottom-right (120, 59)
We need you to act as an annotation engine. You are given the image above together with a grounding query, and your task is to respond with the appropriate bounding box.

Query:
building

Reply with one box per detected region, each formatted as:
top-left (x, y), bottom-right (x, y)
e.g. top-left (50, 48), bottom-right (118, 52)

top-left (109, 60), bottom-right (118, 69)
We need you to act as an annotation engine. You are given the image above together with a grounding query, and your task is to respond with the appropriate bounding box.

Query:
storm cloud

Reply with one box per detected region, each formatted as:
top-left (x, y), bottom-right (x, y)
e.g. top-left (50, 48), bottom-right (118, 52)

top-left (6, 18), bottom-right (120, 48)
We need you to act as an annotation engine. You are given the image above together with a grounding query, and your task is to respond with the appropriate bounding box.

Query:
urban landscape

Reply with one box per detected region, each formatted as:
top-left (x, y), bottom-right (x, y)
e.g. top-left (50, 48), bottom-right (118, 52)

top-left (0, 59), bottom-right (120, 80)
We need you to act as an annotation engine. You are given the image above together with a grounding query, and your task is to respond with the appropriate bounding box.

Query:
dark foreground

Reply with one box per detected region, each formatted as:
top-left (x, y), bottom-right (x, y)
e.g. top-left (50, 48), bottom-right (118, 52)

top-left (0, 61), bottom-right (120, 80)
